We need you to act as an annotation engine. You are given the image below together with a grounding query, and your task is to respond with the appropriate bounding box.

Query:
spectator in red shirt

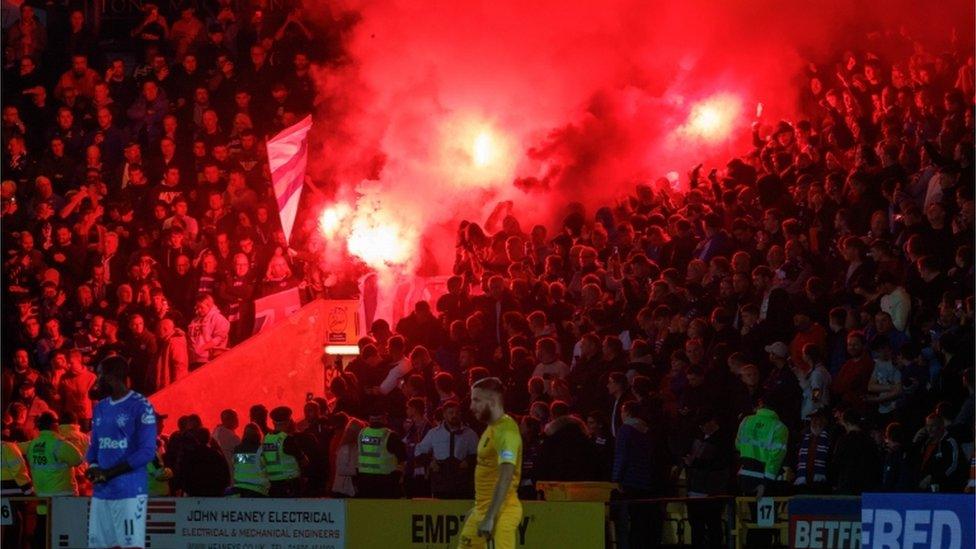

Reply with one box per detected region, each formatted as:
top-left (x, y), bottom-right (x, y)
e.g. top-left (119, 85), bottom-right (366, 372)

top-left (57, 349), bottom-right (96, 430)
top-left (831, 331), bottom-right (874, 410)
top-left (55, 54), bottom-right (101, 100)
top-left (790, 308), bottom-right (827, 369)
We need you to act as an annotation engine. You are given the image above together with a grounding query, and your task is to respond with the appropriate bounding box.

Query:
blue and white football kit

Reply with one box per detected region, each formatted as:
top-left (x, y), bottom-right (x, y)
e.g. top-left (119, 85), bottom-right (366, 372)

top-left (85, 391), bottom-right (157, 548)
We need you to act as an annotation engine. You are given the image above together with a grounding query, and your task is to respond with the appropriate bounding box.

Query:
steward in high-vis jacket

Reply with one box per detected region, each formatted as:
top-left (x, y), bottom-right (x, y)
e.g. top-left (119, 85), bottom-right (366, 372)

top-left (2, 440), bottom-right (34, 547)
top-left (264, 407), bottom-right (304, 497)
top-left (1, 441), bottom-right (33, 496)
top-left (232, 423), bottom-right (270, 497)
top-left (147, 446), bottom-right (173, 496)
top-left (735, 403), bottom-right (788, 499)
top-left (356, 414), bottom-right (406, 498)
top-left (21, 412), bottom-right (84, 497)
top-left (21, 412), bottom-right (84, 548)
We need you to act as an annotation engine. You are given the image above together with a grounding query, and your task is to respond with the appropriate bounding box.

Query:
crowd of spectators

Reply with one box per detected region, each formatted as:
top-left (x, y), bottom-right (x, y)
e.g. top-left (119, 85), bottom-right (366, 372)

top-left (2, 0), bottom-right (332, 412)
top-left (1, 2), bottom-right (974, 544)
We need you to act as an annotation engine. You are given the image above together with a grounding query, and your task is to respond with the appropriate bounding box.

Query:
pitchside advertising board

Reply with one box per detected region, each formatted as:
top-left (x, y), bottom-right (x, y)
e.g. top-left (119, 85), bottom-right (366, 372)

top-left (788, 496), bottom-right (862, 549)
top-left (861, 493), bottom-right (975, 549)
top-left (345, 499), bottom-right (603, 548)
top-left (50, 497), bottom-right (602, 548)
top-left (51, 497), bottom-right (346, 549)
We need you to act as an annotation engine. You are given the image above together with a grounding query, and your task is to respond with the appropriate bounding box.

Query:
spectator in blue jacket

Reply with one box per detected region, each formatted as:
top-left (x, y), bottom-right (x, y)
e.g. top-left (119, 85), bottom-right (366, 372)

top-left (612, 400), bottom-right (661, 548)
top-left (126, 80), bottom-right (168, 146)
top-left (881, 422), bottom-right (916, 491)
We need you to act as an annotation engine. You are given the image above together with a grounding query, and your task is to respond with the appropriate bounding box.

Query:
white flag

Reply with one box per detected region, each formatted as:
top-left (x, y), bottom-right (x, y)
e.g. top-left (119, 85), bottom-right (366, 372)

top-left (266, 115), bottom-right (313, 245)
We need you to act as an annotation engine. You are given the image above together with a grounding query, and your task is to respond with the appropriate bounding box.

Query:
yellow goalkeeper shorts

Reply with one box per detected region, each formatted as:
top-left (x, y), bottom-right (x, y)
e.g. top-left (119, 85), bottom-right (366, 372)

top-left (457, 502), bottom-right (523, 549)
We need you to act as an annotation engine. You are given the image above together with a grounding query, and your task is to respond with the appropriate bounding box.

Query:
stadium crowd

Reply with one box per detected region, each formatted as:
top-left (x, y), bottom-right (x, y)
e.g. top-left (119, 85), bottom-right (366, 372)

top-left (1, 2), bottom-right (974, 547)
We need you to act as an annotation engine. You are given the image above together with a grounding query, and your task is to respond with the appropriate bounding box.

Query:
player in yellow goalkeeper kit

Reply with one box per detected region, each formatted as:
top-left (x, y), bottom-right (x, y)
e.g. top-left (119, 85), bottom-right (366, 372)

top-left (458, 377), bottom-right (522, 549)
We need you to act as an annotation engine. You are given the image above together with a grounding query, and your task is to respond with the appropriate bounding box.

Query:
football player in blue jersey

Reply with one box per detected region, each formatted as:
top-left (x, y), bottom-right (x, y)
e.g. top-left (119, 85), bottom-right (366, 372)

top-left (85, 356), bottom-right (158, 549)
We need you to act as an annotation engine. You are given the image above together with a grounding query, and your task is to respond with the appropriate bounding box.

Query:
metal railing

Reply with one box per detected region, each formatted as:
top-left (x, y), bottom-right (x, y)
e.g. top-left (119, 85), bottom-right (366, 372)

top-left (605, 495), bottom-right (736, 548)
top-left (533, 481), bottom-right (795, 548)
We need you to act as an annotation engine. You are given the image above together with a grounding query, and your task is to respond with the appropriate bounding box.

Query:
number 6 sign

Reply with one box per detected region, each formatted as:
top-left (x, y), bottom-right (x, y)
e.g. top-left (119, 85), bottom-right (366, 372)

top-left (1, 498), bottom-right (13, 526)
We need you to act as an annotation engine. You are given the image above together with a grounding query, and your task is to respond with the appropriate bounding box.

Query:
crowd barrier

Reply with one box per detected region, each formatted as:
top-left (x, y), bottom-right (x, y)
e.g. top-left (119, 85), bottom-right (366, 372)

top-left (3, 490), bottom-right (973, 548)
top-left (599, 492), bottom-right (971, 549)
top-left (606, 495), bottom-right (735, 547)
top-left (733, 496), bottom-right (792, 548)
top-left (37, 497), bottom-right (602, 548)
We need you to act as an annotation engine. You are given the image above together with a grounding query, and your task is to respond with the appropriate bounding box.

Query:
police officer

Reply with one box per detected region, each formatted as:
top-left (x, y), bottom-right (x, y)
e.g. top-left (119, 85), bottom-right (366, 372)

top-left (356, 413), bottom-right (406, 498)
top-left (264, 407), bottom-right (304, 497)
top-left (232, 423), bottom-right (270, 497)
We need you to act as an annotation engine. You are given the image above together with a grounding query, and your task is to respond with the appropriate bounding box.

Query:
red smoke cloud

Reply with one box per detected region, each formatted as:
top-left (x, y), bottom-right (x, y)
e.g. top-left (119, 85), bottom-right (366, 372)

top-left (304, 0), bottom-right (973, 275)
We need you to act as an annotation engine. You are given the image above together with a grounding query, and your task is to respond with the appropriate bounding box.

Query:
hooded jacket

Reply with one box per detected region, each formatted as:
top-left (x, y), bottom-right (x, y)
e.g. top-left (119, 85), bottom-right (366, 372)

top-left (188, 305), bottom-right (230, 363)
top-left (613, 416), bottom-right (657, 492)
top-left (735, 407), bottom-right (788, 481)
